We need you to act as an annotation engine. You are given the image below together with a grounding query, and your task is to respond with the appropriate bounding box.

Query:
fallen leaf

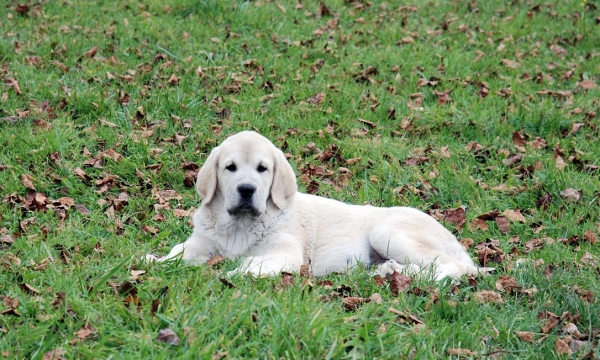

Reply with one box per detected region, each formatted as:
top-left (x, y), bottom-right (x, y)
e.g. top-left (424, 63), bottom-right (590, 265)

top-left (82, 46), bottom-right (98, 58)
top-left (555, 338), bottom-right (572, 356)
top-left (560, 188), bottom-right (580, 202)
top-left (503, 209), bottom-right (526, 223)
top-left (473, 290), bottom-right (504, 304)
top-left (440, 146), bottom-right (451, 158)
top-left (42, 348), bottom-right (66, 360)
top-left (156, 328), bottom-right (180, 346)
top-left (516, 331), bottom-right (534, 343)
top-left (20, 174), bottom-right (35, 190)
top-left (447, 348), bottom-right (476, 357)
top-left (578, 80), bottom-right (597, 90)
top-left (342, 296), bottom-right (371, 311)
top-left (495, 216), bottom-right (510, 233)
top-left (495, 276), bottom-right (519, 295)
top-left (307, 92), bottom-right (325, 105)
top-left (173, 208), bottom-right (193, 218)
top-left (390, 271), bottom-right (413, 296)
top-left (501, 59), bottom-right (519, 68)
top-left (583, 230), bottom-right (598, 244)
top-left (75, 324), bottom-right (96, 340)
top-left (207, 254), bottom-right (225, 266)
top-left (524, 238), bottom-right (544, 253)
top-left (280, 272), bottom-right (294, 288)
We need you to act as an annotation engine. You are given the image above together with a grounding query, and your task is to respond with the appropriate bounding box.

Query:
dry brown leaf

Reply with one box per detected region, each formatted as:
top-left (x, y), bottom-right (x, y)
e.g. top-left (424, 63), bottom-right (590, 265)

top-left (207, 254), bottom-right (225, 267)
top-left (75, 324), bottom-right (96, 340)
top-left (20, 174), bottom-right (35, 190)
top-left (583, 230), bottom-right (598, 244)
top-left (502, 209), bottom-right (526, 223)
top-left (280, 272), bottom-right (294, 288)
top-left (512, 132), bottom-right (527, 148)
top-left (9, 79), bottom-right (22, 95)
top-left (501, 59), bottom-right (519, 68)
top-left (173, 208), bottom-right (193, 218)
top-left (495, 216), bottom-right (510, 233)
top-left (473, 290), bottom-right (504, 304)
top-left (307, 92), bottom-right (325, 105)
top-left (447, 348), bottom-right (476, 357)
top-left (469, 218), bottom-right (489, 231)
top-left (42, 348), bottom-right (66, 360)
top-left (495, 275), bottom-right (519, 295)
top-left (82, 46), bottom-right (98, 58)
top-left (555, 338), bottom-right (572, 356)
top-left (390, 271), bottom-right (413, 296)
top-left (578, 80), bottom-right (597, 90)
top-left (560, 188), bottom-right (580, 202)
top-left (554, 155), bottom-right (567, 170)
top-left (440, 146), bottom-right (451, 158)
top-left (342, 296), bottom-right (371, 311)
top-left (156, 328), bottom-right (180, 346)
top-left (516, 331), bottom-right (534, 343)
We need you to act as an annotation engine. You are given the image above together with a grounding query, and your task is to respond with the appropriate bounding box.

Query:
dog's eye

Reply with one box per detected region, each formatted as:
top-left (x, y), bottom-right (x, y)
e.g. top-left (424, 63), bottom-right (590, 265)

top-left (257, 165), bottom-right (267, 173)
top-left (225, 164), bottom-right (237, 172)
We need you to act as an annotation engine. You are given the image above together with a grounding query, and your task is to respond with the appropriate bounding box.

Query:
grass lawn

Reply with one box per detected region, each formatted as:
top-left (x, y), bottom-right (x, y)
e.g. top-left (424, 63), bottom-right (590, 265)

top-left (1, 0), bottom-right (599, 358)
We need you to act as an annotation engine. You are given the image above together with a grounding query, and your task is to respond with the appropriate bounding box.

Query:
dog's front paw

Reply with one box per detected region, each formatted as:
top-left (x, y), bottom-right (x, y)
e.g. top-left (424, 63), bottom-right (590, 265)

top-left (143, 254), bottom-right (162, 263)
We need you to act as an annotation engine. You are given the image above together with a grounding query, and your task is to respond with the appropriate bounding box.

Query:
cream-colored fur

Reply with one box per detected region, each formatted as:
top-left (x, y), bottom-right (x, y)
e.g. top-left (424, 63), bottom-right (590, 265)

top-left (145, 131), bottom-right (493, 280)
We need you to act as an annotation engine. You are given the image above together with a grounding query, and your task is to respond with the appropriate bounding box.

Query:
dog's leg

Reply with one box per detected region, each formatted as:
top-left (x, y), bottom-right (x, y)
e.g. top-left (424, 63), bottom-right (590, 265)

top-left (368, 227), bottom-right (483, 281)
top-left (144, 236), bottom-right (211, 265)
top-left (372, 260), bottom-right (422, 277)
top-left (228, 253), bottom-right (303, 277)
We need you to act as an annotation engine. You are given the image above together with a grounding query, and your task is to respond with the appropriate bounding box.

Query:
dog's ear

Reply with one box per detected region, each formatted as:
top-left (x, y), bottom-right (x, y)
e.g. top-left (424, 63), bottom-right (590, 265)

top-left (196, 145), bottom-right (220, 204)
top-left (270, 148), bottom-right (297, 209)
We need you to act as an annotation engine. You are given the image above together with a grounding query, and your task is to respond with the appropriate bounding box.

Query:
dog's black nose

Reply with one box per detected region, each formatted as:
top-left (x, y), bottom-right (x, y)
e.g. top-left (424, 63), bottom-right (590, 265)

top-left (238, 184), bottom-right (256, 199)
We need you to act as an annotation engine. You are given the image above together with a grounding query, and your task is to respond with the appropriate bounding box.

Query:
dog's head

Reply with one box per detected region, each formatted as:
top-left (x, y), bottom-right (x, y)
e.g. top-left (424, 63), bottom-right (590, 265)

top-left (196, 131), bottom-right (297, 217)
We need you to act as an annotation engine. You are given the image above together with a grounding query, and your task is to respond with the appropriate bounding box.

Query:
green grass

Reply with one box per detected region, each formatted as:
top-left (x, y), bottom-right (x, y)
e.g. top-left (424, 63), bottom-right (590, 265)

top-left (1, 0), bottom-right (599, 358)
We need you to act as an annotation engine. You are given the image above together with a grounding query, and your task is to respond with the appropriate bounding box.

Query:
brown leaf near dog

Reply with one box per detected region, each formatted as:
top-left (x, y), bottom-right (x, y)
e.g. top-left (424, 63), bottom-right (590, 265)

top-left (207, 254), bottom-right (225, 267)
top-left (300, 263), bottom-right (311, 278)
top-left (390, 271), bottom-right (413, 296)
top-left (469, 218), bottom-right (489, 231)
top-left (280, 272), bottom-right (294, 288)
top-left (495, 276), bottom-right (519, 295)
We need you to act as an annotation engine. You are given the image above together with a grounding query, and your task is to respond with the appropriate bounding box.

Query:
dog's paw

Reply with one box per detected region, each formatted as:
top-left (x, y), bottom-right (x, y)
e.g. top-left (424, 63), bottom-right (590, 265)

top-left (142, 254), bottom-right (162, 263)
top-left (372, 260), bottom-right (422, 278)
top-left (477, 267), bottom-right (495, 276)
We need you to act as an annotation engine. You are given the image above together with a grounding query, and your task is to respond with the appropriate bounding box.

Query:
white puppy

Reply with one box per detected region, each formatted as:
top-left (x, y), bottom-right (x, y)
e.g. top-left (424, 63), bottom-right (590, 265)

top-left (145, 131), bottom-right (492, 280)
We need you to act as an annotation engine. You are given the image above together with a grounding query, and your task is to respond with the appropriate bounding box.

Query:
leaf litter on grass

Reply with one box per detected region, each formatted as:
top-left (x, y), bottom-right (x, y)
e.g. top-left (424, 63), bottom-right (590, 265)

top-left (1, 0), bottom-right (600, 357)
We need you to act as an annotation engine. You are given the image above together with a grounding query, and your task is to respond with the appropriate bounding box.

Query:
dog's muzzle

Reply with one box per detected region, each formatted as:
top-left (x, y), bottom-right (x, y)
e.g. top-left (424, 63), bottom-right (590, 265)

top-left (228, 184), bottom-right (260, 217)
